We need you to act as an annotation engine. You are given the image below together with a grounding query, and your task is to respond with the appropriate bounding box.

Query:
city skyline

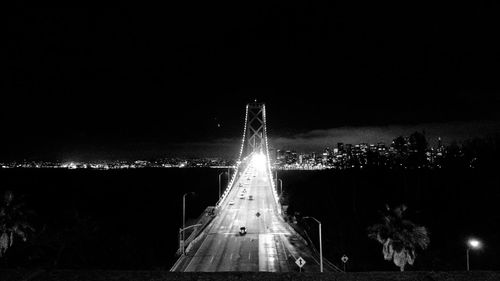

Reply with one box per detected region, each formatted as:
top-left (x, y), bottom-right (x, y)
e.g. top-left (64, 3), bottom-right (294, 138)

top-left (2, 130), bottom-right (493, 169)
top-left (2, 119), bottom-right (498, 161)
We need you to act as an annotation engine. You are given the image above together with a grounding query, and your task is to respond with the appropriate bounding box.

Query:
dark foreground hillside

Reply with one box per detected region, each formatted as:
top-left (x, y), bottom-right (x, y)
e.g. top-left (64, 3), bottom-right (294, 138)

top-left (1, 270), bottom-right (500, 281)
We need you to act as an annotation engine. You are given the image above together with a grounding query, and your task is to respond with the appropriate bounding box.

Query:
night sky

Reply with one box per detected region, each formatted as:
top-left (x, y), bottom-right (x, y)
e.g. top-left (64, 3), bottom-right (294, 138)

top-left (4, 6), bottom-right (500, 160)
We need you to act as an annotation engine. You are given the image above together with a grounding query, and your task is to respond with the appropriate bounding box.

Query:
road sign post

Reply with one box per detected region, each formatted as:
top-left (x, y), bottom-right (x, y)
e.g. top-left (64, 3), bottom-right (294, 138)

top-left (341, 255), bottom-right (349, 272)
top-left (295, 256), bottom-right (306, 272)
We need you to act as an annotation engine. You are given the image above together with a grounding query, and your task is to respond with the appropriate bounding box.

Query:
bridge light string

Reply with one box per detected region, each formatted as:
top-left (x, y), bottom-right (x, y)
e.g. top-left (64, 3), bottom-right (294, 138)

top-left (238, 104), bottom-right (249, 163)
top-left (216, 154), bottom-right (251, 208)
top-left (216, 104), bottom-right (250, 208)
top-left (263, 104), bottom-right (281, 214)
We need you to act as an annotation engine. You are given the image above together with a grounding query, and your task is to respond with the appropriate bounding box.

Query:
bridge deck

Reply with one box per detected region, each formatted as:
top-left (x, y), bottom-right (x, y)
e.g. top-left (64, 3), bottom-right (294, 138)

top-left (173, 160), bottom-right (328, 272)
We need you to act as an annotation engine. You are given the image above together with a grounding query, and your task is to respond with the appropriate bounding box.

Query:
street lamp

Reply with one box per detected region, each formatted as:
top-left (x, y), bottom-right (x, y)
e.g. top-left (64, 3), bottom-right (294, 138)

top-left (275, 170), bottom-right (278, 186)
top-left (218, 171), bottom-right (228, 198)
top-left (182, 192), bottom-right (195, 255)
top-left (304, 216), bottom-right (323, 272)
top-left (466, 238), bottom-right (482, 271)
top-left (278, 179), bottom-right (283, 197)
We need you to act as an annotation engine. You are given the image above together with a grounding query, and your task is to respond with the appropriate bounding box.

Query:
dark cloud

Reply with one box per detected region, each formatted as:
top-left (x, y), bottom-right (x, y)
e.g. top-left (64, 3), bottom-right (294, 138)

top-left (181, 120), bottom-right (500, 157)
top-left (270, 120), bottom-right (500, 152)
top-left (78, 120), bottom-right (500, 159)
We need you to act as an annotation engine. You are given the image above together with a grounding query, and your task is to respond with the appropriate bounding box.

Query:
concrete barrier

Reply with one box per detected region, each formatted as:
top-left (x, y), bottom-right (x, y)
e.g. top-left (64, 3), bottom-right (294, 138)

top-left (1, 270), bottom-right (499, 281)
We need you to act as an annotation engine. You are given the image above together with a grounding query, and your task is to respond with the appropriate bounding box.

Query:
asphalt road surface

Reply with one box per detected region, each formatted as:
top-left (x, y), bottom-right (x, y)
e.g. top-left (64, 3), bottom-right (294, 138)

top-left (180, 159), bottom-right (322, 272)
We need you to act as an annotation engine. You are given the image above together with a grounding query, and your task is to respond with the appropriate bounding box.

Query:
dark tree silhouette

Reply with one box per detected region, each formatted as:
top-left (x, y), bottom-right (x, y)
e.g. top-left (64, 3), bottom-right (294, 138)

top-left (0, 190), bottom-right (34, 257)
top-left (368, 204), bottom-right (429, 271)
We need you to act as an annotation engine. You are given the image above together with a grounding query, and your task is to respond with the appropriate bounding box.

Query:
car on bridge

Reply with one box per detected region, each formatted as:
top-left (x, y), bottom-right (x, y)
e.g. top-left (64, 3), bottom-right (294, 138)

top-left (228, 201), bottom-right (234, 205)
top-left (239, 226), bottom-right (247, 236)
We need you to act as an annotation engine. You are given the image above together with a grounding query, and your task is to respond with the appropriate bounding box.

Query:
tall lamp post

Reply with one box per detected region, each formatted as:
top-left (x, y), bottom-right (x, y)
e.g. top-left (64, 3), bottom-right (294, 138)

top-left (182, 192), bottom-right (195, 255)
top-left (278, 179), bottom-right (283, 197)
top-left (275, 170), bottom-right (278, 187)
top-left (304, 216), bottom-right (323, 273)
top-left (466, 238), bottom-right (482, 271)
top-left (218, 171), bottom-right (228, 198)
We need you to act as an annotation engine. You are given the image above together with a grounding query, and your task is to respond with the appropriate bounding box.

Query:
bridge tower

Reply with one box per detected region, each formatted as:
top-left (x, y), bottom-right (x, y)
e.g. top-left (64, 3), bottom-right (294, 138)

top-left (238, 101), bottom-right (271, 161)
top-left (217, 101), bottom-right (277, 210)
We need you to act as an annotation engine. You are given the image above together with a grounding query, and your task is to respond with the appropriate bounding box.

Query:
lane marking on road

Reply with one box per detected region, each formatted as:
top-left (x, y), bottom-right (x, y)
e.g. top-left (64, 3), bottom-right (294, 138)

top-left (259, 234), bottom-right (278, 271)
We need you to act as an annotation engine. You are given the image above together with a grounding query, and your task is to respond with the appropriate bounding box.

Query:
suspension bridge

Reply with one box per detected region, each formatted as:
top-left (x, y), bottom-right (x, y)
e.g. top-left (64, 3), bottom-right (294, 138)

top-left (171, 102), bottom-right (340, 272)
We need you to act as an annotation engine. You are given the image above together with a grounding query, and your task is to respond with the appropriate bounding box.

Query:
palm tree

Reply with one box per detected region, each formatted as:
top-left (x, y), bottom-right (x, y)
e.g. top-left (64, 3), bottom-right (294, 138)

top-left (0, 190), bottom-right (34, 257)
top-left (367, 204), bottom-right (429, 271)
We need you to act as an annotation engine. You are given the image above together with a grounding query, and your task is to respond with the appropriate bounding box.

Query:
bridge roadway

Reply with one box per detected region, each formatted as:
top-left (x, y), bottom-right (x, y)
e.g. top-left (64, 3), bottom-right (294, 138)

top-left (177, 160), bottom-right (323, 272)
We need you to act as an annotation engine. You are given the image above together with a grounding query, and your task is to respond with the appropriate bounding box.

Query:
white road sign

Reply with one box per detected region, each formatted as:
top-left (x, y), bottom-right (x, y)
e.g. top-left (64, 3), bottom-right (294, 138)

top-left (295, 256), bottom-right (306, 268)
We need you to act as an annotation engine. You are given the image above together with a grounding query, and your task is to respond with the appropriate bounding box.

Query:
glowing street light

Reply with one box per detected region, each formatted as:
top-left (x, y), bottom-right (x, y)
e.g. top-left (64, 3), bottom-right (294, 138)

top-left (466, 238), bottom-right (482, 271)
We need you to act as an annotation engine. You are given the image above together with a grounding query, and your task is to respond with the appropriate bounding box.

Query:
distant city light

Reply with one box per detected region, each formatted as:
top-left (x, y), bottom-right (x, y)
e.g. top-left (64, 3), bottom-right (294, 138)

top-left (0, 133), bottom-right (480, 171)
